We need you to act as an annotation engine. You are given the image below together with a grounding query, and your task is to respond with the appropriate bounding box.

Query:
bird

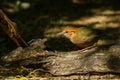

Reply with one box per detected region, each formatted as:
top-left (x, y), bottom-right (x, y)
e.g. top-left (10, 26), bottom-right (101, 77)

top-left (58, 27), bottom-right (98, 53)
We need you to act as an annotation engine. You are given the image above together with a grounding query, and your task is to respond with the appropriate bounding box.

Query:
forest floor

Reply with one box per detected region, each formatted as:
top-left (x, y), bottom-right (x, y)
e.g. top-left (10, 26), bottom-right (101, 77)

top-left (0, 0), bottom-right (120, 79)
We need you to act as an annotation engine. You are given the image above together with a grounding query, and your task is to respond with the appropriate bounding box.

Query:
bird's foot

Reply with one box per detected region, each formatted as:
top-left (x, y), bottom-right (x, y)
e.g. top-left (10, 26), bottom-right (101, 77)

top-left (78, 43), bottom-right (97, 54)
top-left (78, 48), bottom-right (89, 53)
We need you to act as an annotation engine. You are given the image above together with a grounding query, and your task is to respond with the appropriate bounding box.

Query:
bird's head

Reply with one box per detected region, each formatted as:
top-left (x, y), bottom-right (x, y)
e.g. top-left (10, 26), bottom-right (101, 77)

top-left (58, 27), bottom-right (79, 40)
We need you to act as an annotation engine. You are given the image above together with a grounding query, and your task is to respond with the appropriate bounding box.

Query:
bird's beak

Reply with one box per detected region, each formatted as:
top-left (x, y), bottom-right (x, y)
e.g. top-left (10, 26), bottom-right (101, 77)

top-left (57, 32), bottom-right (64, 36)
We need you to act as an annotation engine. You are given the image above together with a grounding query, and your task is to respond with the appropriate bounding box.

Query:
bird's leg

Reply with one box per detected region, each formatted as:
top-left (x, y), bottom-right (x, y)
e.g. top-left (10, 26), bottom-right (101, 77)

top-left (78, 43), bottom-right (97, 53)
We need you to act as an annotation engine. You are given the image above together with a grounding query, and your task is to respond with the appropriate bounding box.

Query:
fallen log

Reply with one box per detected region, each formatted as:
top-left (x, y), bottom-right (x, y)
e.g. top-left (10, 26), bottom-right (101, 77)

top-left (2, 39), bottom-right (120, 76)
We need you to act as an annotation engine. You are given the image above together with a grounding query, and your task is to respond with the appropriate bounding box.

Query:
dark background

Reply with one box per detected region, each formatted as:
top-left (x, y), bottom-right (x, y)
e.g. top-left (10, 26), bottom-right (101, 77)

top-left (0, 0), bottom-right (120, 56)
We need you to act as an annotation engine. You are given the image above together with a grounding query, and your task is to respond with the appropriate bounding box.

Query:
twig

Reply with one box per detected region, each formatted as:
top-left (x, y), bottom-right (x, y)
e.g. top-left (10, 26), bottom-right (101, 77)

top-left (0, 9), bottom-right (29, 47)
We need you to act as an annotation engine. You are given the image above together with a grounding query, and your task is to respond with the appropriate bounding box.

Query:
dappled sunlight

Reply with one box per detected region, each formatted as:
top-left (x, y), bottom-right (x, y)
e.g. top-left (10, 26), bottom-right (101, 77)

top-left (94, 10), bottom-right (120, 15)
top-left (0, 0), bottom-right (120, 79)
top-left (1, 0), bottom-right (30, 13)
top-left (51, 9), bottom-right (120, 29)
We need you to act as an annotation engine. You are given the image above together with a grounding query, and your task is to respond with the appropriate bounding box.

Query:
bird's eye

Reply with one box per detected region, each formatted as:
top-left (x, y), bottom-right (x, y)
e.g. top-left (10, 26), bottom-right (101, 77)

top-left (65, 31), bottom-right (68, 33)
